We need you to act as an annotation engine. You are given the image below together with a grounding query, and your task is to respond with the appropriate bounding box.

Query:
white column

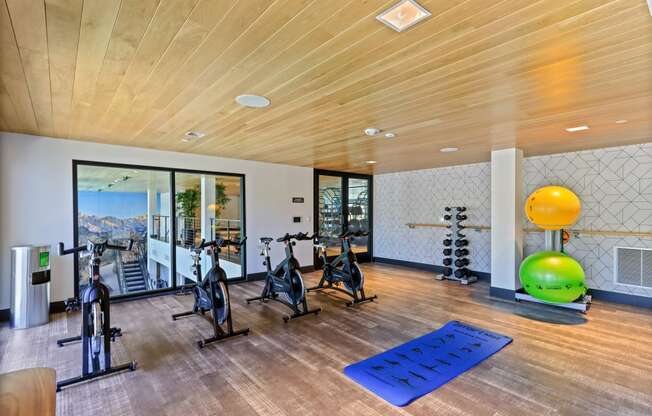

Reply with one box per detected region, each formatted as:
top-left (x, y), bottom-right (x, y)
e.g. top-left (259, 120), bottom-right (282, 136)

top-left (200, 175), bottom-right (216, 241)
top-left (200, 176), bottom-right (216, 277)
top-left (146, 180), bottom-right (156, 277)
top-left (490, 148), bottom-right (524, 294)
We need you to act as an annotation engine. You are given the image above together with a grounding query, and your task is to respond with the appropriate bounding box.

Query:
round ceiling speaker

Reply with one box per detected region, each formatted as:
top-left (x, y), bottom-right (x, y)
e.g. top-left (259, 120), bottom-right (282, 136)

top-left (364, 128), bottom-right (381, 136)
top-left (235, 94), bottom-right (271, 108)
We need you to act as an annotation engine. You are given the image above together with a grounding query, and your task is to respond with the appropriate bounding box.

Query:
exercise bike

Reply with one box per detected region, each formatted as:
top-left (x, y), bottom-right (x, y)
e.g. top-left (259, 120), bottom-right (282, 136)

top-left (246, 232), bottom-right (321, 322)
top-left (308, 230), bottom-right (377, 306)
top-left (172, 237), bottom-right (249, 348)
top-left (55, 239), bottom-right (137, 391)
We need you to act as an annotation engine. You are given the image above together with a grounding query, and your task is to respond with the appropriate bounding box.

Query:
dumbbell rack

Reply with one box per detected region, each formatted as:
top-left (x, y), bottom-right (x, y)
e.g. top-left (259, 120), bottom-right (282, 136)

top-left (436, 206), bottom-right (477, 285)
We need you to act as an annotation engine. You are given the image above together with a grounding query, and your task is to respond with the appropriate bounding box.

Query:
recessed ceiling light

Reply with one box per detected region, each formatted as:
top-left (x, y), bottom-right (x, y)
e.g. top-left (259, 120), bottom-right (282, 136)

top-left (615, 119), bottom-right (628, 124)
top-left (384, 132), bottom-right (396, 139)
top-left (565, 125), bottom-right (589, 132)
top-left (440, 147), bottom-right (458, 153)
top-left (235, 94), bottom-right (271, 108)
top-left (366, 160), bottom-right (377, 164)
top-left (376, 0), bottom-right (431, 32)
top-left (364, 127), bottom-right (381, 136)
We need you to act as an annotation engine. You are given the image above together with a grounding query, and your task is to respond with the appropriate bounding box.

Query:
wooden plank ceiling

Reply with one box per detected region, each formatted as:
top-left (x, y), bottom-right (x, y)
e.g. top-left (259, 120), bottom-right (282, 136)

top-left (1, 0), bottom-right (651, 174)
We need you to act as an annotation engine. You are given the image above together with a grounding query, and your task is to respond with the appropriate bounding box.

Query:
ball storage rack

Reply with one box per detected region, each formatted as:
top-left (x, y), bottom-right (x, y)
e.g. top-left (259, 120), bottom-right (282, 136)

top-left (514, 287), bottom-right (592, 313)
top-left (436, 206), bottom-right (477, 285)
top-left (514, 229), bottom-right (591, 313)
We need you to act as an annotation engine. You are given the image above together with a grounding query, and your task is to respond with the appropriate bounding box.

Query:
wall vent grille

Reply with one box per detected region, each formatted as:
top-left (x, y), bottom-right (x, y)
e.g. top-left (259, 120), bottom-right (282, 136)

top-left (614, 247), bottom-right (652, 288)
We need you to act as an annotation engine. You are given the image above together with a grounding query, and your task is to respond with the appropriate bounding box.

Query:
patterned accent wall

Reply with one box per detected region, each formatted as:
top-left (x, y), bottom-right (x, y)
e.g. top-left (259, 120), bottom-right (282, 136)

top-left (374, 142), bottom-right (652, 297)
top-left (374, 163), bottom-right (492, 273)
top-left (523, 143), bottom-right (652, 298)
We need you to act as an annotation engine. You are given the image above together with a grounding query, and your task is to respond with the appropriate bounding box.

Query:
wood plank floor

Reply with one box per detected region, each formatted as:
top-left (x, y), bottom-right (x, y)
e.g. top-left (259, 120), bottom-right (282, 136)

top-left (1, 263), bottom-right (651, 416)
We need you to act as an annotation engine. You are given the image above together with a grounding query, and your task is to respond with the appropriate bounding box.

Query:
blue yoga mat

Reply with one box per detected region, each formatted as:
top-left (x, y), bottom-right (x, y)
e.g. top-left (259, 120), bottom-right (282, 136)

top-left (344, 321), bottom-right (512, 407)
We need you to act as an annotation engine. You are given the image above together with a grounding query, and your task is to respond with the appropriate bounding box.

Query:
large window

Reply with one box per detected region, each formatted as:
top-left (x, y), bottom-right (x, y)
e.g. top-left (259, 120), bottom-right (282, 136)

top-left (74, 162), bottom-right (245, 299)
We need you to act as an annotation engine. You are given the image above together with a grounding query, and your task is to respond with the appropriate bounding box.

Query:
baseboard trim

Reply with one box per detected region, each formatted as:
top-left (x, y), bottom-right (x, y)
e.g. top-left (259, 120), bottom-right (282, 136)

top-left (373, 257), bottom-right (489, 280)
top-left (244, 272), bottom-right (266, 282)
top-left (590, 289), bottom-right (652, 308)
top-left (50, 301), bottom-right (66, 313)
top-left (489, 287), bottom-right (515, 300)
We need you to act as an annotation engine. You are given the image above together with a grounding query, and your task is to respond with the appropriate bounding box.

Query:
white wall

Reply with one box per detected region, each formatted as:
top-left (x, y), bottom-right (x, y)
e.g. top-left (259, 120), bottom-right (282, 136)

top-left (0, 133), bottom-right (314, 309)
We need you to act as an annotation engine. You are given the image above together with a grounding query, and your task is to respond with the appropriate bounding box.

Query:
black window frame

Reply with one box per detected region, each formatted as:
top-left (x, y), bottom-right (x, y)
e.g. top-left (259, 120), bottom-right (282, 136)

top-left (72, 160), bottom-right (247, 301)
top-left (313, 169), bottom-right (373, 264)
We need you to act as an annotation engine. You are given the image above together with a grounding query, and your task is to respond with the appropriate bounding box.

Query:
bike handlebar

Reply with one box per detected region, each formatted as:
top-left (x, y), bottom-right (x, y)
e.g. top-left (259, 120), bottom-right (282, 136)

top-left (193, 237), bottom-right (247, 251)
top-left (57, 242), bottom-right (84, 256)
top-left (58, 239), bottom-right (134, 256)
top-left (276, 232), bottom-right (315, 243)
top-left (312, 230), bottom-right (369, 243)
top-left (340, 230), bottom-right (369, 238)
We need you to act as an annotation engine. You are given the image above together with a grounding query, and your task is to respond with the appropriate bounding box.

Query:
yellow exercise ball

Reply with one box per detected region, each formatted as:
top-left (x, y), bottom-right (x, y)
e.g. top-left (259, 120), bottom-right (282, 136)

top-left (525, 186), bottom-right (581, 230)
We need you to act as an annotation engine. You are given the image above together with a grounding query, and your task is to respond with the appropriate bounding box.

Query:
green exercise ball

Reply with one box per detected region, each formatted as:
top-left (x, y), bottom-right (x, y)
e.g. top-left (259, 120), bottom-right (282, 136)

top-left (519, 251), bottom-right (587, 303)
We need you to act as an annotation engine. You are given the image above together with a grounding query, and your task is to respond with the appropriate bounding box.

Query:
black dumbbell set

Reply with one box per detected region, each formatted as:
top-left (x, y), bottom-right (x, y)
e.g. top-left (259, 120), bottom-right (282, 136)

top-left (437, 206), bottom-right (477, 285)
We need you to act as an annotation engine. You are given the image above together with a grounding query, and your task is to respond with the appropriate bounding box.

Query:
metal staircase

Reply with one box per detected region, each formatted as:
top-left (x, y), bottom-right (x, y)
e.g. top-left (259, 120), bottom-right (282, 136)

top-left (122, 260), bottom-right (147, 293)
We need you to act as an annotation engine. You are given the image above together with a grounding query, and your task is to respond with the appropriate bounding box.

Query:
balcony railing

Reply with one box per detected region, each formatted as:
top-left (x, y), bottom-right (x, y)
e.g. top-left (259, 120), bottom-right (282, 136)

top-left (172, 216), bottom-right (242, 264)
top-left (151, 215), bottom-right (170, 243)
top-left (211, 219), bottom-right (242, 264)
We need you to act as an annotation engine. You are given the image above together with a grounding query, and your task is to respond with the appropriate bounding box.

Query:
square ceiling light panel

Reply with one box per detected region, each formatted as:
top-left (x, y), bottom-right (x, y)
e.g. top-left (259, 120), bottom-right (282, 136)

top-left (376, 0), bottom-right (432, 32)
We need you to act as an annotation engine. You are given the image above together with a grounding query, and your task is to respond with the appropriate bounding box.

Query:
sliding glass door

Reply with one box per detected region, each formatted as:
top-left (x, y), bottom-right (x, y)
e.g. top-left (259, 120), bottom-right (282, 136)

top-left (315, 170), bottom-right (372, 264)
top-left (74, 162), bottom-right (245, 299)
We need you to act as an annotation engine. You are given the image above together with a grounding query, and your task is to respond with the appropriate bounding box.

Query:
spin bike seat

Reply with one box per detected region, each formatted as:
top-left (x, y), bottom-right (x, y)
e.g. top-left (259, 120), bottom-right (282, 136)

top-left (260, 237), bottom-right (274, 244)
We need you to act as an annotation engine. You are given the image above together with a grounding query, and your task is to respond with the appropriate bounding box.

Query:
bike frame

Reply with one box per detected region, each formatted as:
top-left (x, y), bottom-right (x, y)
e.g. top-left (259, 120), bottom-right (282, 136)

top-left (56, 240), bottom-right (136, 391)
top-left (308, 233), bottom-right (377, 307)
top-left (172, 238), bottom-right (249, 348)
top-left (247, 235), bottom-right (321, 322)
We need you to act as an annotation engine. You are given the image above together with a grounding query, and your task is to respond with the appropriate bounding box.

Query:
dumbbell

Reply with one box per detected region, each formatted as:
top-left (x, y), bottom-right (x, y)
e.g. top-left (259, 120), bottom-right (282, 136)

top-left (443, 239), bottom-right (452, 247)
top-left (456, 207), bottom-right (467, 212)
top-left (443, 248), bottom-right (452, 256)
top-left (446, 232), bottom-right (465, 237)
top-left (456, 214), bottom-right (467, 221)
top-left (454, 258), bottom-right (469, 268)
top-left (454, 268), bottom-right (469, 278)
top-left (444, 207), bottom-right (452, 212)
top-left (454, 239), bottom-right (468, 247)
top-left (456, 222), bottom-right (466, 229)
top-left (454, 248), bottom-right (469, 257)
top-left (444, 214), bottom-right (452, 221)
top-left (442, 267), bottom-right (453, 277)
top-left (443, 258), bottom-right (452, 266)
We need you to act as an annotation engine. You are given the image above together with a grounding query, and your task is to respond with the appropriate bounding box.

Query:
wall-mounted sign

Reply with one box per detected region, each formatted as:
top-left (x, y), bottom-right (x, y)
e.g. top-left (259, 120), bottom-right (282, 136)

top-left (292, 197), bottom-right (305, 203)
